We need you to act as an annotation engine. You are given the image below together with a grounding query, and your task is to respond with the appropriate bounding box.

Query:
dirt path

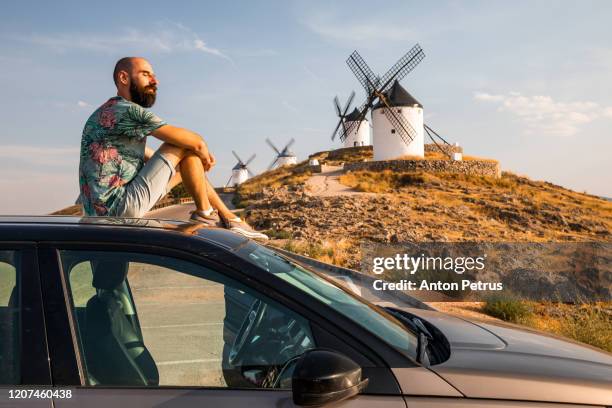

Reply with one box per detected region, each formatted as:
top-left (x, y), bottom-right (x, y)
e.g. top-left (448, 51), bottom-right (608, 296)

top-left (305, 165), bottom-right (374, 197)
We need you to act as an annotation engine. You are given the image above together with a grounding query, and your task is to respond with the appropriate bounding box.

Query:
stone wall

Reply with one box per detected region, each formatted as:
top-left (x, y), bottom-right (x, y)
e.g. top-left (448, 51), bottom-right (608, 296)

top-left (424, 143), bottom-right (463, 155)
top-left (345, 158), bottom-right (501, 178)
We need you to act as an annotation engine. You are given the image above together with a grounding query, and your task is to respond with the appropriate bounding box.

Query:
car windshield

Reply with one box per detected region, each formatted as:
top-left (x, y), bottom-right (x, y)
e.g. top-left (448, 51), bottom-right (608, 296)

top-left (240, 244), bottom-right (418, 359)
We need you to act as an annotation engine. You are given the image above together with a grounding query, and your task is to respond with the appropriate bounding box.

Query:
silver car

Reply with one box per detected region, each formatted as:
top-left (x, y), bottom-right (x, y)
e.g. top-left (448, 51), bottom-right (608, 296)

top-left (0, 216), bottom-right (610, 407)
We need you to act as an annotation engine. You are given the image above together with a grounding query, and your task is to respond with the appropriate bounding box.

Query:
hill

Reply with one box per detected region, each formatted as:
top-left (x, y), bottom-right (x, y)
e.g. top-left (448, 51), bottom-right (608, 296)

top-left (236, 147), bottom-right (611, 269)
top-left (235, 147), bottom-right (611, 351)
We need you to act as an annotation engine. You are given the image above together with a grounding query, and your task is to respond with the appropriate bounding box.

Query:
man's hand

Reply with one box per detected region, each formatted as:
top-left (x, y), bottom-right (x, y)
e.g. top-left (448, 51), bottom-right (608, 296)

top-left (196, 143), bottom-right (214, 171)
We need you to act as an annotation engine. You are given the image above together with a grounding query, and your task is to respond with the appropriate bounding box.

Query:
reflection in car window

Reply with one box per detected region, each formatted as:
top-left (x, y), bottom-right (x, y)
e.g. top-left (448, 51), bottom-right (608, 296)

top-left (0, 250), bottom-right (20, 384)
top-left (59, 250), bottom-right (316, 389)
top-left (68, 261), bottom-right (96, 307)
top-left (243, 245), bottom-right (419, 360)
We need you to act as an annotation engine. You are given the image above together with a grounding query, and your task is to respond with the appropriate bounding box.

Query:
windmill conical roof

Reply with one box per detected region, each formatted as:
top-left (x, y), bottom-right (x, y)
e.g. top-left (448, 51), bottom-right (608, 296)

top-left (373, 80), bottom-right (422, 109)
top-left (344, 107), bottom-right (368, 122)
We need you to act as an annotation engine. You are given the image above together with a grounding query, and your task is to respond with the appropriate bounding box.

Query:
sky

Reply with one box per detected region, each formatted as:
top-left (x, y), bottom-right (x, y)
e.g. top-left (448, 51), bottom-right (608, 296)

top-left (0, 0), bottom-right (611, 214)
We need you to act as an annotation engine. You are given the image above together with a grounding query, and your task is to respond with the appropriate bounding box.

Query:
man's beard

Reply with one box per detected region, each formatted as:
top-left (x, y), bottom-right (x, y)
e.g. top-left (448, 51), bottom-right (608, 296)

top-left (129, 81), bottom-right (156, 108)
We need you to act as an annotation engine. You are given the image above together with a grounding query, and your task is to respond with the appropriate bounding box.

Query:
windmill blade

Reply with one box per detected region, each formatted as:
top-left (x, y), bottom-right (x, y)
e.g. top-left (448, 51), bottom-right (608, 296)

top-left (284, 138), bottom-right (295, 151)
top-left (382, 107), bottom-right (418, 146)
top-left (339, 102), bottom-right (370, 142)
top-left (346, 50), bottom-right (380, 93)
top-left (424, 124), bottom-right (451, 146)
top-left (339, 119), bottom-right (359, 142)
top-left (340, 116), bottom-right (348, 138)
top-left (267, 157), bottom-right (279, 170)
top-left (246, 166), bottom-right (256, 178)
top-left (379, 44), bottom-right (425, 94)
top-left (333, 96), bottom-right (342, 117)
top-left (225, 174), bottom-right (234, 188)
top-left (331, 117), bottom-right (344, 141)
top-left (231, 150), bottom-right (243, 164)
top-left (343, 90), bottom-right (355, 116)
top-left (424, 125), bottom-right (452, 159)
top-left (244, 153), bottom-right (256, 166)
top-left (265, 138), bottom-right (281, 154)
top-left (333, 91), bottom-right (356, 141)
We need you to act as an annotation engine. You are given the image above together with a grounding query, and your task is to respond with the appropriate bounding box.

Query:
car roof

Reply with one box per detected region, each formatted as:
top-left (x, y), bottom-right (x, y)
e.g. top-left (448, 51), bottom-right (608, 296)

top-left (0, 215), bottom-right (250, 251)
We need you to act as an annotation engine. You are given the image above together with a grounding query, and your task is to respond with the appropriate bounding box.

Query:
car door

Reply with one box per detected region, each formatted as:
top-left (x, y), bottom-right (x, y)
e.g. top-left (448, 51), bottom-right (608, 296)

top-left (40, 244), bottom-right (405, 408)
top-left (0, 244), bottom-right (51, 407)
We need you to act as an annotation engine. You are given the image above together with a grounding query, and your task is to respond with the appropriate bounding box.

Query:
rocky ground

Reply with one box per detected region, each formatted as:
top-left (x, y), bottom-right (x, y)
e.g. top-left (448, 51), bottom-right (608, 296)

top-left (241, 179), bottom-right (610, 268)
top-left (236, 150), bottom-right (611, 305)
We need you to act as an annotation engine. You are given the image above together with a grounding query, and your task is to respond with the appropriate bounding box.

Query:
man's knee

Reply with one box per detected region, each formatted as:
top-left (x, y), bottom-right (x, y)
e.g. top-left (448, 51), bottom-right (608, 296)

top-left (157, 143), bottom-right (189, 167)
top-left (177, 151), bottom-right (204, 173)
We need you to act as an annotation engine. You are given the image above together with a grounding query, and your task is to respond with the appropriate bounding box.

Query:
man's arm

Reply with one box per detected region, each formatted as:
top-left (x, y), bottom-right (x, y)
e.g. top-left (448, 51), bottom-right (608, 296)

top-left (151, 124), bottom-right (213, 167)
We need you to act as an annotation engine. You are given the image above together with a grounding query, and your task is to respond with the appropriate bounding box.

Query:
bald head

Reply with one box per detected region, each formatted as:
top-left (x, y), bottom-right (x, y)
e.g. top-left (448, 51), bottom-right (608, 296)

top-left (112, 57), bottom-right (159, 107)
top-left (113, 57), bottom-right (136, 85)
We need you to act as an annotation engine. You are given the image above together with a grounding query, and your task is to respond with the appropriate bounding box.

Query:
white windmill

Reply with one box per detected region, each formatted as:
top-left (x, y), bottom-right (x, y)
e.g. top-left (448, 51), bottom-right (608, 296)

top-left (331, 91), bottom-right (370, 148)
top-left (341, 44), bottom-right (453, 161)
top-left (225, 151), bottom-right (256, 187)
top-left (266, 138), bottom-right (297, 170)
top-left (372, 80), bottom-right (424, 159)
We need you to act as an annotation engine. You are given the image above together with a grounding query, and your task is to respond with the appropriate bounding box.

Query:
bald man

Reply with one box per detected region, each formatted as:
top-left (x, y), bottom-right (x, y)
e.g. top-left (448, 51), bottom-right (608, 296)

top-left (78, 57), bottom-right (268, 240)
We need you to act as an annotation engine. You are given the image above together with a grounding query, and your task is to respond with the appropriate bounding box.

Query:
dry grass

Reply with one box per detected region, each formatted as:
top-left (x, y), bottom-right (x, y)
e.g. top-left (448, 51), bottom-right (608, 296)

top-left (341, 170), bottom-right (435, 193)
top-left (433, 300), bottom-right (611, 352)
top-left (339, 169), bottom-right (612, 241)
top-left (237, 161), bottom-right (311, 197)
top-left (481, 295), bottom-right (612, 352)
top-left (50, 205), bottom-right (83, 216)
top-left (317, 146), bottom-right (374, 165)
top-left (275, 238), bottom-right (354, 268)
top-left (527, 302), bottom-right (612, 352)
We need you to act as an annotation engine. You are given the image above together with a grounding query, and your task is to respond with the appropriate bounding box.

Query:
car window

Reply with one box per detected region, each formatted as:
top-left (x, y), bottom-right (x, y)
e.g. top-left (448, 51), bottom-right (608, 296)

top-left (0, 250), bottom-right (21, 384)
top-left (59, 250), bottom-right (316, 389)
top-left (68, 261), bottom-right (96, 307)
top-left (241, 245), bottom-right (419, 360)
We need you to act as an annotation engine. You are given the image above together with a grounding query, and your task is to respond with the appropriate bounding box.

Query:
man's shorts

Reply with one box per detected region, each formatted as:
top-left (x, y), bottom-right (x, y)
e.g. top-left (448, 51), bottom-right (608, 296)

top-left (114, 151), bottom-right (176, 218)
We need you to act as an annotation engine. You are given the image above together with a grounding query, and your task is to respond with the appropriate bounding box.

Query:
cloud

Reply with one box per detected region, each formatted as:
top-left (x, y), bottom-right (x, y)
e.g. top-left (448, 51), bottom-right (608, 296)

top-left (12, 21), bottom-right (231, 61)
top-left (77, 100), bottom-right (92, 108)
top-left (302, 12), bottom-right (415, 43)
top-left (474, 91), bottom-right (612, 136)
top-left (0, 145), bottom-right (79, 167)
top-left (473, 92), bottom-right (505, 102)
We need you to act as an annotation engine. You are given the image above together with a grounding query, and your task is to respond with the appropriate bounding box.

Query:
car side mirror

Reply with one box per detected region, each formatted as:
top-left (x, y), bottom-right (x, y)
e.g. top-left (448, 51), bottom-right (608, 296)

top-left (292, 349), bottom-right (369, 406)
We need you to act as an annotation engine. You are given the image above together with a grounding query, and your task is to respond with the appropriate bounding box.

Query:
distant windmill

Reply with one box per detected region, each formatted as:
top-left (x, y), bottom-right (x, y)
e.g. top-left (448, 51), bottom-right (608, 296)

top-left (342, 44), bottom-right (452, 160)
top-left (266, 138), bottom-right (297, 170)
top-left (332, 91), bottom-right (371, 148)
top-left (225, 150), bottom-right (256, 187)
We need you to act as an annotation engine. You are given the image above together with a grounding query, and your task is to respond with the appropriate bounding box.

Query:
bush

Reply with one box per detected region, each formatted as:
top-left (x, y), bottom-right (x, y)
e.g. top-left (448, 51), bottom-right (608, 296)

top-left (265, 229), bottom-right (292, 239)
top-left (534, 302), bottom-right (612, 353)
top-left (483, 294), bottom-right (533, 323)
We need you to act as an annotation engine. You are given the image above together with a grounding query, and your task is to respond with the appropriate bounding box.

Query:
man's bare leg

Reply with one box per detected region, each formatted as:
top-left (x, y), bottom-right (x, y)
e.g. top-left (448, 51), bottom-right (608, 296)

top-left (203, 175), bottom-right (235, 220)
top-left (166, 170), bottom-right (235, 220)
top-left (156, 143), bottom-right (211, 211)
top-left (163, 148), bottom-right (268, 239)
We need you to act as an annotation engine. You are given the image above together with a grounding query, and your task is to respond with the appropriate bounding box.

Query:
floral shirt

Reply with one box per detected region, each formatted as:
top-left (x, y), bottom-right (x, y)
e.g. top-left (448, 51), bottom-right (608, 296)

top-left (78, 96), bottom-right (166, 216)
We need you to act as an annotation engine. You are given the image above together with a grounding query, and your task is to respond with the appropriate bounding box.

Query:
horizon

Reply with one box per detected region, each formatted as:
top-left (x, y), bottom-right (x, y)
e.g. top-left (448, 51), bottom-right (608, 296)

top-left (1, 0), bottom-right (611, 214)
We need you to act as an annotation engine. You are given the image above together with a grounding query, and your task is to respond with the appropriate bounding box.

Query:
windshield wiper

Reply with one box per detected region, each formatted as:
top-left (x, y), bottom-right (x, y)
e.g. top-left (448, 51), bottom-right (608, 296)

top-left (384, 308), bottom-right (433, 366)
